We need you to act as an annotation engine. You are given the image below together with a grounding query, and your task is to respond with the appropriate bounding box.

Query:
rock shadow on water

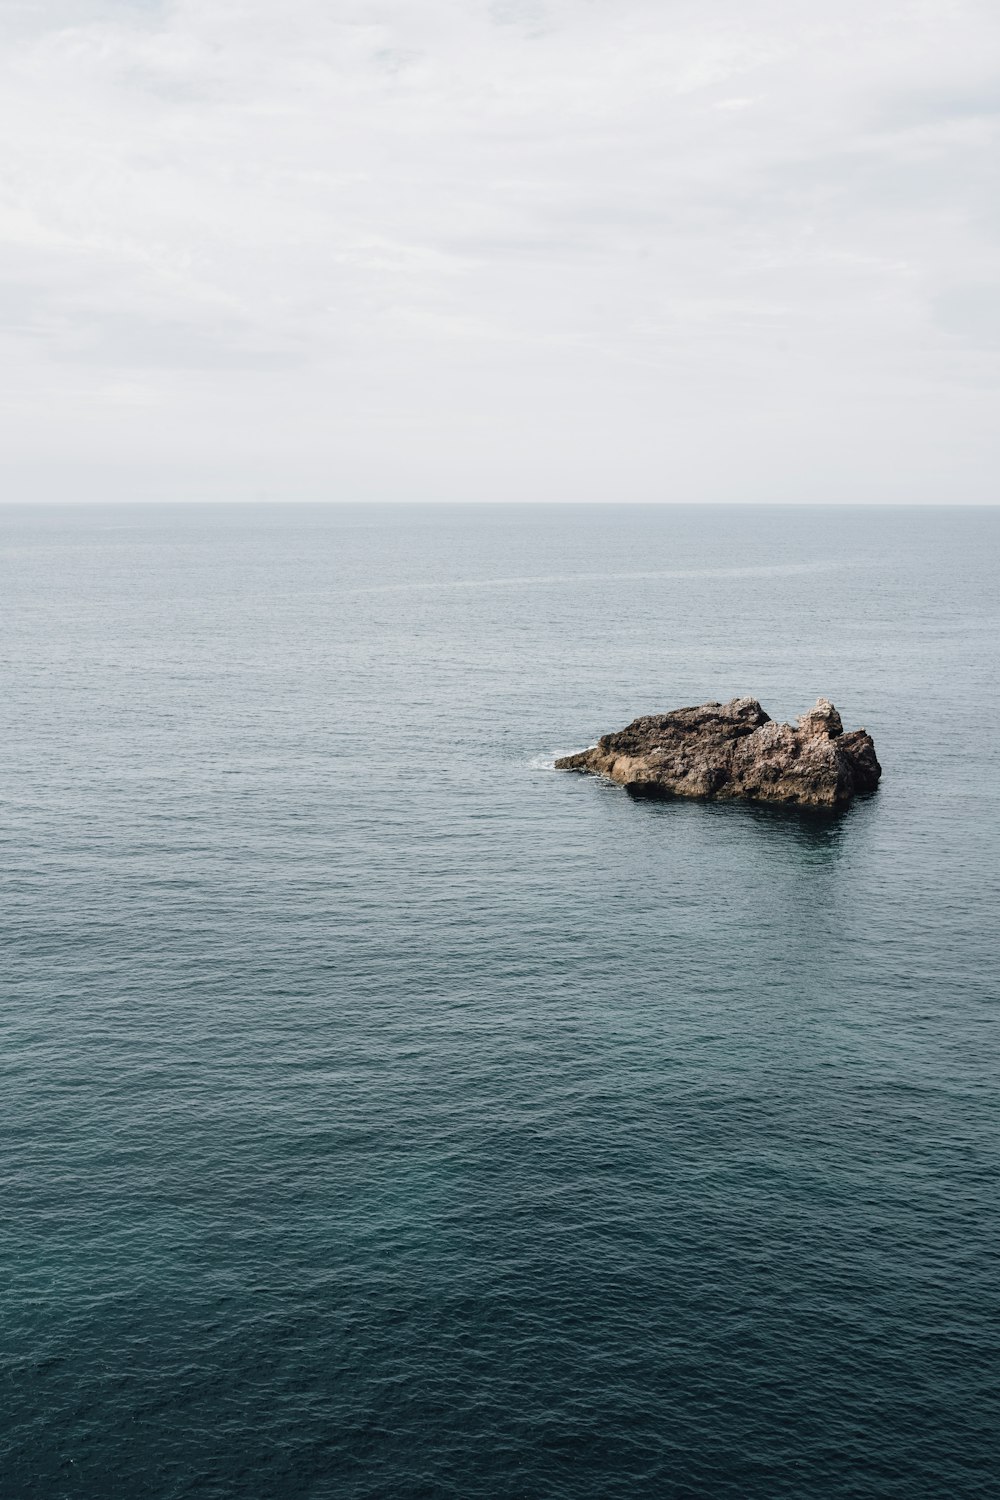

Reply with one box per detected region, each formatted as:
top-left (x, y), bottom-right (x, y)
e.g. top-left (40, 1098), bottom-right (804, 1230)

top-left (623, 780), bottom-right (879, 852)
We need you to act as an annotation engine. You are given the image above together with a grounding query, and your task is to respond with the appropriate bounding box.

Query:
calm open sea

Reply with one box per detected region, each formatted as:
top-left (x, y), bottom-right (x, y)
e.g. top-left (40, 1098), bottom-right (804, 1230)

top-left (2, 503), bottom-right (998, 1499)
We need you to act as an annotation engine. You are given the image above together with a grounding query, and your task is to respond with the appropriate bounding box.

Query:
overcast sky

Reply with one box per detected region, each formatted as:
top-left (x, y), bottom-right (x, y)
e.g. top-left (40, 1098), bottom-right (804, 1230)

top-left (1, 0), bottom-right (998, 502)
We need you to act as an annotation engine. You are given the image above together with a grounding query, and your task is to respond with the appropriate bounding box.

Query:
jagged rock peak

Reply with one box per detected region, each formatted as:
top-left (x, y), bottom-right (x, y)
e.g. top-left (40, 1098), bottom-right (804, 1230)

top-left (555, 697), bottom-right (880, 809)
top-left (797, 698), bottom-right (844, 739)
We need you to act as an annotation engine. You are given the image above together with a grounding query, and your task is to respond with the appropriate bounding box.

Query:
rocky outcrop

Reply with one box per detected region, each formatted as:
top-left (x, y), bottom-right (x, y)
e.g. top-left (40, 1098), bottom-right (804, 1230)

top-left (555, 697), bottom-right (880, 809)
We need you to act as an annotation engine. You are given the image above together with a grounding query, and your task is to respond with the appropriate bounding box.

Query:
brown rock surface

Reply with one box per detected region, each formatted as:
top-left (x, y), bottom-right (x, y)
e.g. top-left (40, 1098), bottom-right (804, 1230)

top-left (555, 697), bottom-right (880, 808)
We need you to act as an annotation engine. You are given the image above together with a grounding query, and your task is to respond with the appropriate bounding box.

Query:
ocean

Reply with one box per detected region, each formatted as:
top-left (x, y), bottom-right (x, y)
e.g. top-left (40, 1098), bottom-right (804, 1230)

top-left (2, 502), bottom-right (998, 1498)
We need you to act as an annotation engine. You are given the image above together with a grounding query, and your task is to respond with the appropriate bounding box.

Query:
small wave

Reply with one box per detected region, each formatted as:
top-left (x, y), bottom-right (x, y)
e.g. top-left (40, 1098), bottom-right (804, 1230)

top-left (530, 747), bottom-right (598, 771)
top-left (345, 560), bottom-right (845, 597)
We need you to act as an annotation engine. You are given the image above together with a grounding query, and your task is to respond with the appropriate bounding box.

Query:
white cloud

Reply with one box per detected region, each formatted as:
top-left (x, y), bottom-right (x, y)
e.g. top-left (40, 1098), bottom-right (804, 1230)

top-left (1, 0), bottom-right (998, 501)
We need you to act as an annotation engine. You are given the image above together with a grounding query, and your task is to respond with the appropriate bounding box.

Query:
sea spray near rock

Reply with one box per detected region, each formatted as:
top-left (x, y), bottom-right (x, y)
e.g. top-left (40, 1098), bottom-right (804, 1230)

top-left (556, 697), bottom-right (880, 808)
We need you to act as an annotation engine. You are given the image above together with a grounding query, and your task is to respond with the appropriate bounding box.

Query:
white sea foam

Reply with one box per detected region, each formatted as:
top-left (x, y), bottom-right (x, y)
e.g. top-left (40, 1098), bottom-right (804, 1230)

top-left (528, 755), bottom-right (558, 772)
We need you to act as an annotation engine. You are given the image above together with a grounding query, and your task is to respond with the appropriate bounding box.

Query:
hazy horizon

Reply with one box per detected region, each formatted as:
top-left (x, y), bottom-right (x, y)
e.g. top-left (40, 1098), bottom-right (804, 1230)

top-left (2, 1), bottom-right (999, 505)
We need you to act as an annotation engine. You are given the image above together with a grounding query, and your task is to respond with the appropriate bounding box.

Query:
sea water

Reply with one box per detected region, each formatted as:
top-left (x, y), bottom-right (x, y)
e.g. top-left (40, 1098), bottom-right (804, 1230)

top-left (2, 503), bottom-right (998, 1498)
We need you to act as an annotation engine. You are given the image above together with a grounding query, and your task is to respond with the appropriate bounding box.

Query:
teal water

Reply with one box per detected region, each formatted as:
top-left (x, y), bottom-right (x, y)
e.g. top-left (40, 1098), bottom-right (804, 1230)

top-left (2, 503), bottom-right (998, 1499)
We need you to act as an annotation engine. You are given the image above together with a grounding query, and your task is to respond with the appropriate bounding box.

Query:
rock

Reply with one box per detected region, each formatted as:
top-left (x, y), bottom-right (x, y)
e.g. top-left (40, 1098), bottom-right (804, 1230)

top-left (555, 697), bottom-right (880, 809)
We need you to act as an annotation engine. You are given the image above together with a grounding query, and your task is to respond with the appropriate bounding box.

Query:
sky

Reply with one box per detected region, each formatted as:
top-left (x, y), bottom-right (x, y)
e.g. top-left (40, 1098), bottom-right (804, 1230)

top-left (1, 0), bottom-right (998, 503)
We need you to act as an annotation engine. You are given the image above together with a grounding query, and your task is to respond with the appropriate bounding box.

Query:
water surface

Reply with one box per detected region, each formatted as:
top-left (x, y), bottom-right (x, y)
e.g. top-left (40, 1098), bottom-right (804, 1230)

top-left (2, 503), bottom-right (998, 1498)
